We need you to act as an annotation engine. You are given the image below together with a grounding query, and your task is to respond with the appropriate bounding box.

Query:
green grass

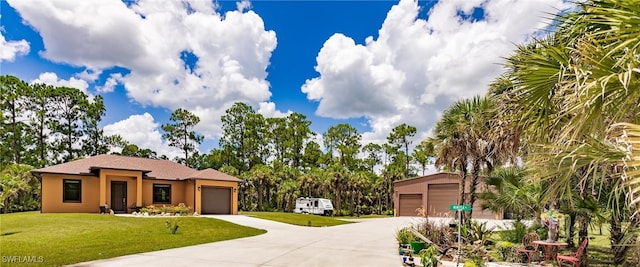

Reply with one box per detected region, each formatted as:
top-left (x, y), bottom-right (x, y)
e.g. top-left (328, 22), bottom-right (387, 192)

top-left (241, 211), bottom-right (353, 227)
top-left (336, 214), bottom-right (391, 219)
top-left (0, 212), bottom-right (266, 267)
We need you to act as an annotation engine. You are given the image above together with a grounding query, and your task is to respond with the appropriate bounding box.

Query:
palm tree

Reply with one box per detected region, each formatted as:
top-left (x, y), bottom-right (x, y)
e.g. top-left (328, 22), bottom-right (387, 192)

top-left (250, 164), bottom-right (273, 211)
top-left (328, 163), bottom-right (348, 216)
top-left (382, 163), bottom-right (404, 213)
top-left (432, 96), bottom-right (515, 219)
top-left (349, 171), bottom-right (370, 216)
top-left (277, 178), bottom-right (298, 211)
top-left (491, 0), bottom-right (640, 264)
top-left (479, 166), bottom-right (542, 221)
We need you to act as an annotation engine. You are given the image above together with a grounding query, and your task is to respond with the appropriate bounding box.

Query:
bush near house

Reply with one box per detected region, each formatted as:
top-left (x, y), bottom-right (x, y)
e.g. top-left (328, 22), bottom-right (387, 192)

top-left (139, 203), bottom-right (192, 215)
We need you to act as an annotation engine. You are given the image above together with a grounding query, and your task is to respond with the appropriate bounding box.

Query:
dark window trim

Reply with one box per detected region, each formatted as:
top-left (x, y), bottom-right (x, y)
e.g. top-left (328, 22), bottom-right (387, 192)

top-left (63, 179), bottom-right (82, 203)
top-left (153, 184), bottom-right (171, 204)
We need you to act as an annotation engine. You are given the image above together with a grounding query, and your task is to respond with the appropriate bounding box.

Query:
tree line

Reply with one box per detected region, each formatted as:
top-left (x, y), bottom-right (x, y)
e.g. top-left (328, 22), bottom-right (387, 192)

top-left (1, 77), bottom-right (434, 215)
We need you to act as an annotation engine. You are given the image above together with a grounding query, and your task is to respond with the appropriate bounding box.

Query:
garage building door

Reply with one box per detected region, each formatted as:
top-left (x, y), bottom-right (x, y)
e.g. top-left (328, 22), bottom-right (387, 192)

top-left (398, 194), bottom-right (423, 216)
top-left (201, 187), bottom-right (231, 214)
top-left (427, 184), bottom-right (458, 217)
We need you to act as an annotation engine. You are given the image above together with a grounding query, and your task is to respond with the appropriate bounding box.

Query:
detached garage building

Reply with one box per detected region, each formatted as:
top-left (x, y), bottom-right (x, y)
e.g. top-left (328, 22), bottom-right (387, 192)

top-left (394, 172), bottom-right (500, 219)
top-left (33, 154), bottom-right (242, 215)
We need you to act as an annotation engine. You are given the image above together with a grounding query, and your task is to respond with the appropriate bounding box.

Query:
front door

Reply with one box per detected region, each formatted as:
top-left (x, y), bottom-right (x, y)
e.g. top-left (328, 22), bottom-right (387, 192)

top-left (110, 181), bottom-right (127, 213)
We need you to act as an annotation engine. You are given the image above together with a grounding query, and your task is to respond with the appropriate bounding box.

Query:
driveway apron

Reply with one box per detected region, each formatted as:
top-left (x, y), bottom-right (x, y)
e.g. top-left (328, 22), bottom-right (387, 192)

top-left (69, 215), bottom-right (421, 267)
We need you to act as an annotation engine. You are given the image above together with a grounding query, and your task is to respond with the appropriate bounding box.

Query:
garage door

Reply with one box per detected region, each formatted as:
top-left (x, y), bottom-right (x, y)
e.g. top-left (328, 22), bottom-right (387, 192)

top-left (398, 194), bottom-right (423, 216)
top-left (427, 184), bottom-right (458, 217)
top-left (201, 187), bottom-right (231, 214)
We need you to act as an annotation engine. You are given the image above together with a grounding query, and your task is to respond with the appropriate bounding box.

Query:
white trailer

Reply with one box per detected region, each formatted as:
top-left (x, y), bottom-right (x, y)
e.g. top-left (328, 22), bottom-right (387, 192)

top-left (294, 197), bottom-right (334, 216)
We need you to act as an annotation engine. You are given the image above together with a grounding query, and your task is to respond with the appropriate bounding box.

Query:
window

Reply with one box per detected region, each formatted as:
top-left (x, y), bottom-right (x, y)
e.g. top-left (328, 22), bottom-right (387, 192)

top-left (63, 179), bottom-right (81, 202)
top-left (153, 184), bottom-right (171, 204)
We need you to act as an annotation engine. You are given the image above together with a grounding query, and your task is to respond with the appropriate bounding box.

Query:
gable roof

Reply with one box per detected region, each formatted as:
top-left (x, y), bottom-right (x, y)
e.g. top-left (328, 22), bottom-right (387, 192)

top-left (32, 154), bottom-right (242, 182)
top-left (189, 168), bottom-right (243, 182)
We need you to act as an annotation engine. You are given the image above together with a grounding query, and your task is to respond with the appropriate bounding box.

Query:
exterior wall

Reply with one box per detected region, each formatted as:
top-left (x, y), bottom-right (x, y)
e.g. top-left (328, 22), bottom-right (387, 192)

top-left (194, 180), bottom-right (238, 215)
top-left (394, 173), bottom-right (458, 217)
top-left (184, 180), bottom-right (195, 209)
top-left (99, 169), bottom-right (143, 210)
top-left (393, 173), bottom-right (501, 219)
top-left (41, 174), bottom-right (100, 213)
top-left (41, 170), bottom-right (236, 214)
top-left (141, 180), bottom-right (186, 207)
top-left (104, 172), bottom-right (138, 210)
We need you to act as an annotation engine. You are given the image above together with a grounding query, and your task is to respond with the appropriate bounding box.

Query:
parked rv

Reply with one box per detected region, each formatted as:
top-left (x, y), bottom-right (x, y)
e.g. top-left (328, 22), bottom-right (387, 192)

top-left (294, 197), bottom-right (334, 216)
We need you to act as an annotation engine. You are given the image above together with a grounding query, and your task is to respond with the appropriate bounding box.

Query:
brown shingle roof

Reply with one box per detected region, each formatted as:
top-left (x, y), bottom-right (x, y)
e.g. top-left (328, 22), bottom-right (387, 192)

top-left (188, 168), bottom-right (242, 182)
top-left (32, 154), bottom-right (241, 182)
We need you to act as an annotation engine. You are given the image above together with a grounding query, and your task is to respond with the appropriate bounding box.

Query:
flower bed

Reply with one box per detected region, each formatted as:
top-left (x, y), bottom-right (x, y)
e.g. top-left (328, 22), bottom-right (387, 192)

top-left (133, 203), bottom-right (193, 216)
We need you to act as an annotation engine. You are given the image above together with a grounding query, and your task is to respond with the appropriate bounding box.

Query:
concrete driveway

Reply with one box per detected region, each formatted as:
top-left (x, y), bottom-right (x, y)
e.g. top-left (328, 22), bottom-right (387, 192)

top-left (70, 215), bottom-right (425, 267)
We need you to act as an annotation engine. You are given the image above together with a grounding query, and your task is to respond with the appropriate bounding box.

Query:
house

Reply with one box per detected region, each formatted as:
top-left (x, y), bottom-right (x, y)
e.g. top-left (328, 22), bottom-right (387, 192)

top-left (32, 154), bottom-right (242, 214)
top-left (393, 172), bottom-right (501, 219)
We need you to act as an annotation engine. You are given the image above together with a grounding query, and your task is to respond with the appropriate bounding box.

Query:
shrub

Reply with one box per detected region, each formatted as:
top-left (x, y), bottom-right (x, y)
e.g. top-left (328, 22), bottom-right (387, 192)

top-left (175, 203), bottom-right (192, 215)
top-left (139, 203), bottom-right (192, 216)
top-left (498, 220), bottom-right (529, 243)
top-left (465, 243), bottom-right (489, 267)
top-left (396, 227), bottom-right (414, 245)
top-left (464, 220), bottom-right (494, 245)
top-left (419, 245), bottom-right (440, 267)
top-left (495, 241), bottom-right (517, 262)
top-left (414, 219), bottom-right (455, 248)
top-left (165, 219), bottom-right (179, 234)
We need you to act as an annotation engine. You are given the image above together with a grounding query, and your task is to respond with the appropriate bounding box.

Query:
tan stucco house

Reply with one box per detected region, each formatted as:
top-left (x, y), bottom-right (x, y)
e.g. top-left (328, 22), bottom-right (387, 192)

top-left (393, 172), bottom-right (501, 219)
top-left (32, 154), bottom-right (241, 214)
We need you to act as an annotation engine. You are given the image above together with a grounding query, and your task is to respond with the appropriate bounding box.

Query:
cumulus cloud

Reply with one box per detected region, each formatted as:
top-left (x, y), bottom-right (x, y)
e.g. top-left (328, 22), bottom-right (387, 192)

top-left (96, 73), bottom-right (122, 93)
top-left (0, 28), bottom-right (30, 62)
top-left (303, 0), bottom-right (572, 145)
top-left (8, 0), bottom-right (277, 138)
top-left (103, 113), bottom-right (181, 159)
top-left (76, 68), bottom-right (102, 82)
top-left (257, 101), bottom-right (291, 118)
top-left (30, 72), bottom-right (89, 93)
top-left (237, 0), bottom-right (252, 12)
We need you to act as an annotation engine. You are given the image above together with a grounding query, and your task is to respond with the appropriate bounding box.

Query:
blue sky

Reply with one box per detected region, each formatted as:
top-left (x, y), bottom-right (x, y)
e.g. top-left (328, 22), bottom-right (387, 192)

top-left (1, 0), bottom-right (571, 158)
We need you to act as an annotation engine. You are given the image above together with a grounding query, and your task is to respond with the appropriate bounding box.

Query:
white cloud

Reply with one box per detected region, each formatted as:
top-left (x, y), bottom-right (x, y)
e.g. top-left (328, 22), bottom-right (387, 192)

top-left (303, 0), bottom-right (572, 145)
top-left (257, 101), bottom-right (291, 118)
top-left (103, 113), bottom-right (182, 159)
top-left (30, 72), bottom-right (89, 94)
top-left (236, 0), bottom-right (252, 12)
top-left (76, 68), bottom-right (102, 82)
top-left (96, 73), bottom-right (122, 93)
top-left (8, 0), bottom-right (277, 139)
top-left (0, 28), bottom-right (30, 62)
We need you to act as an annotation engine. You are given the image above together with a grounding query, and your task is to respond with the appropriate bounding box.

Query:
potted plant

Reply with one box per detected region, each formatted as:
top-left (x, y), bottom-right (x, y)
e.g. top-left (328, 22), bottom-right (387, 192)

top-left (419, 246), bottom-right (439, 267)
top-left (396, 227), bottom-right (413, 247)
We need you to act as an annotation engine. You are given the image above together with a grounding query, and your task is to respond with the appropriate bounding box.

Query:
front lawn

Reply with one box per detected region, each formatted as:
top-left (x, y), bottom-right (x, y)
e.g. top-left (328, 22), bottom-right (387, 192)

top-left (0, 212), bottom-right (266, 267)
top-left (336, 214), bottom-right (391, 219)
top-left (241, 211), bottom-right (353, 227)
